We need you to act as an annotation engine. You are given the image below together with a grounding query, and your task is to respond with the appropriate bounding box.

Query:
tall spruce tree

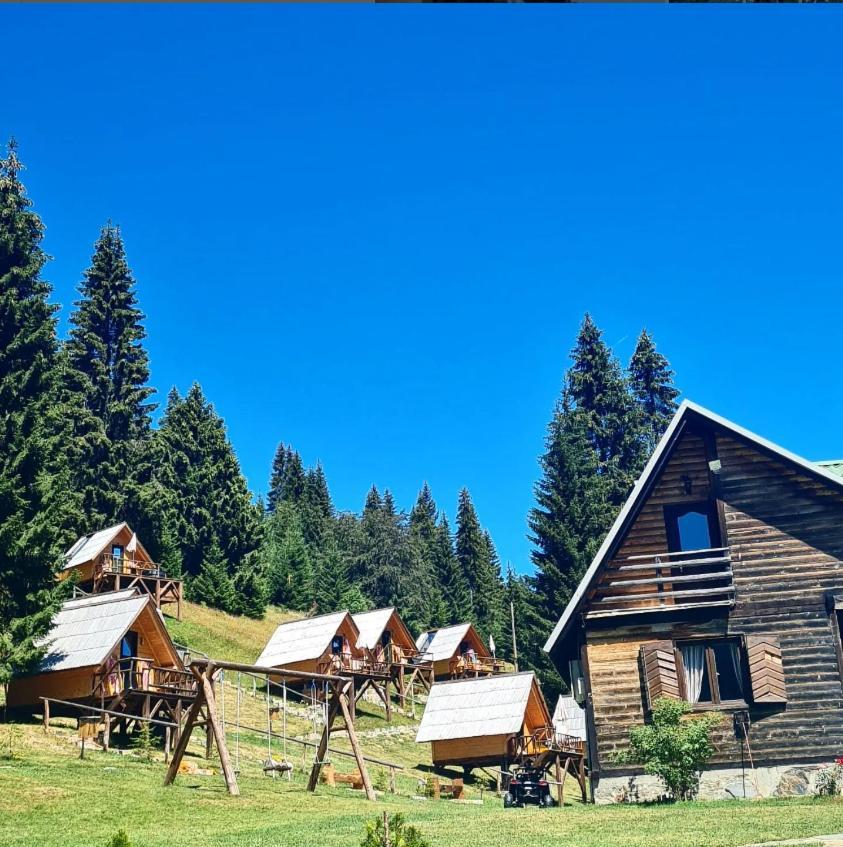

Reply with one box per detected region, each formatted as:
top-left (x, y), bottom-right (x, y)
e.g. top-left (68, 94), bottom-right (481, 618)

top-left (0, 141), bottom-right (76, 693)
top-left (65, 223), bottom-right (155, 527)
top-left (409, 483), bottom-right (447, 628)
top-left (432, 515), bottom-right (470, 624)
top-left (628, 329), bottom-right (680, 455)
top-left (155, 384), bottom-right (264, 613)
top-left (566, 314), bottom-right (645, 505)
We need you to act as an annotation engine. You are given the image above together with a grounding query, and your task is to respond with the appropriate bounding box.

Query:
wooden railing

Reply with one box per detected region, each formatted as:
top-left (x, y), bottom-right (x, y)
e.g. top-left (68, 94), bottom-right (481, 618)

top-left (508, 725), bottom-right (585, 761)
top-left (588, 546), bottom-right (735, 619)
top-left (93, 555), bottom-right (183, 617)
top-left (448, 655), bottom-right (513, 678)
top-left (96, 554), bottom-right (174, 580)
top-left (92, 657), bottom-right (197, 701)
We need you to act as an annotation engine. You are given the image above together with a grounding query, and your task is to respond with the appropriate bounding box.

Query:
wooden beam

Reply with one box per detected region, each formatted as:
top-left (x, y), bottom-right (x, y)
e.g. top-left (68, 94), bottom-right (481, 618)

top-left (306, 696), bottom-right (341, 792)
top-left (200, 673), bottom-right (239, 796)
top-left (163, 685), bottom-right (208, 786)
top-left (339, 689), bottom-right (376, 801)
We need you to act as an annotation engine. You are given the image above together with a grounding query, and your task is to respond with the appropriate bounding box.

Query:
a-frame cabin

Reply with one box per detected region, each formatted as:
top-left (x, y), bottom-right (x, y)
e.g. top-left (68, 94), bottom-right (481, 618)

top-left (545, 400), bottom-right (843, 803)
top-left (7, 590), bottom-right (196, 739)
top-left (416, 672), bottom-right (586, 800)
top-left (256, 610), bottom-right (399, 720)
top-left (60, 523), bottom-right (183, 618)
top-left (415, 623), bottom-right (497, 680)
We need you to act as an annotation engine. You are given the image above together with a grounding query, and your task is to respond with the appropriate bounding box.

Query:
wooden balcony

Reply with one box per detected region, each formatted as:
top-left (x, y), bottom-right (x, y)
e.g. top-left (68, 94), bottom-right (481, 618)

top-left (587, 546), bottom-right (735, 620)
top-left (507, 726), bottom-right (585, 762)
top-left (448, 655), bottom-right (514, 679)
top-left (92, 656), bottom-right (197, 702)
top-left (93, 554), bottom-right (183, 618)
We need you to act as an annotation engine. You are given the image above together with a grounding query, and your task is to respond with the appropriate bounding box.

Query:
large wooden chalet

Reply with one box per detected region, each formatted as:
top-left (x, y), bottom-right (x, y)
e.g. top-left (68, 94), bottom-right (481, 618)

top-left (60, 523), bottom-right (183, 618)
top-left (545, 400), bottom-right (843, 802)
top-left (7, 589), bottom-right (196, 740)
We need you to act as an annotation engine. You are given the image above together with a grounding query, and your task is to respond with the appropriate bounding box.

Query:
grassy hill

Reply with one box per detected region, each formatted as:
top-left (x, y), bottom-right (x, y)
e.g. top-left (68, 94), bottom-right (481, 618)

top-left (4, 602), bottom-right (843, 847)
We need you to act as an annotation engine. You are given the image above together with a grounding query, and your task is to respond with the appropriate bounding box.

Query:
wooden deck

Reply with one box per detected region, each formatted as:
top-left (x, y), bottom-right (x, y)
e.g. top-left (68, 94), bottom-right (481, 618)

top-left (92, 555), bottom-right (183, 618)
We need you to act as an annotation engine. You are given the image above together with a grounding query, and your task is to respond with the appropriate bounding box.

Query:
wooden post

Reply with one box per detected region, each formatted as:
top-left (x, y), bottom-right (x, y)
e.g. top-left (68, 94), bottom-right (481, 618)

top-left (42, 699), bottom-right (50, 734)
top-left (205, 677), bottom-right (215, 759)
top-left (163, 679), bottom-right (208, 786)
top-left (385, 679), bottom-right (391, 723)
top-left (103, 714), bottom-right (111, 752)
top-left (398, 664), bottom-right (405, 712)
top-left (163, 727), bottom-right (170, 764)
top-left (307, 690), bottom-right (341, 792)
top-left (338, 688), bottom-right (376, 802)
top-left (578, 755), bottom-right (587, 803)
top-left (555, 755), bottom-right (564, 806)
top-left (389, 766), bottom-right (396, 794)
top-left (200, 673), bottom-right (239, 797)
top-left (173, 699), bottom-right (182, 751)
top-left (510, 600), bottom-right (518, 672)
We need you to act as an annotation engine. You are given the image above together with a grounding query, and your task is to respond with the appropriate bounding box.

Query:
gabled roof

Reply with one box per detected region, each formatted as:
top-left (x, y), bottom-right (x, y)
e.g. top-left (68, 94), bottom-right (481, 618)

top-left (818, 460), bottom-right (843, 479)
top-left (64, 523), bottom-right (128, 570)
top-left (415, 623), bottom-right (477, 662)
top-left (35, 589), bottom-right (149, 673)
top-left (544, 399), bottom-right (843, 656)
top-left (256, 610), bottom-right (356, 668)
top-left (416, 672), bottom-right (537, 742)
top-left (553, 695), bottom-right (586, 741)
top-left (352, 607), bottom-right (414, 651)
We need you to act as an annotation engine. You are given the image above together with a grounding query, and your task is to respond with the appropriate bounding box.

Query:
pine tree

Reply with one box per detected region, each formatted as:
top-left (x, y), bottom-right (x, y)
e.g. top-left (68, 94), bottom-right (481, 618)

top-left (529, 407), bottom-right (613, 623)
top-left (433, 515), bottom-right (470, 624)
top-left (189, 538), bottom-right (237, 613)
top-left (628, 329), bottom-right (680, 455)
top-left (267, 443), bottom-right (290, 514)
top-left (65, 223), bottom-right (156, 527)
top-left (154, 384), bottom-right (264, 613)
top-left (409, 483), bottom-right (446, 629)
top-left (478, 530), bottom-right (506, 646)
top-left (314, 538), bottom-right (352, 614)
top-left (233, 556), bottom-right (269, 619)
top-left (566, 314), bottom-right (644, 505)
top-left (261, 501), bottom-right (314, 611)
top-left (0, 141), bottom-right (76, 694)
top-left (267, 443), bottom-right (307, 512)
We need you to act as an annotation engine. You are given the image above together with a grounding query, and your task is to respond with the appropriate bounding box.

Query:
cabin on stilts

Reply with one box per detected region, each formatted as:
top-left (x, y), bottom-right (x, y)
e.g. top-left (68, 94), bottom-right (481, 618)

top-left (352, 607), bottom-right (434, 707)
top-left (60, 523), bottom-right (183, 618)
top-left (415, 623), bottom-right (501, 680)
top-left (7, 589), bottom-right (196, 744)
top-left (255, 610), bottom-right (398, 720)
top-left (544, 400), bottom-right (843, 803)
top-left (416, 672), bottom-right (586, 802)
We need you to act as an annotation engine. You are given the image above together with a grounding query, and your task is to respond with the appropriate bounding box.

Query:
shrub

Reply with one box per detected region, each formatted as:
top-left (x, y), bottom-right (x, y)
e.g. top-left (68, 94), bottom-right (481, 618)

top-left (361, 813), bottom-right (429, 847)
top-left (131, 722), bottom-right (157, 763)
top-left (816, 762), bottom-right (843, 796)
top-left (374, 769), bottom-right (388, 792)
top-left (106, 831), bottom-right (131, 847)
top-left (615, 698), bottom-right (721, 801)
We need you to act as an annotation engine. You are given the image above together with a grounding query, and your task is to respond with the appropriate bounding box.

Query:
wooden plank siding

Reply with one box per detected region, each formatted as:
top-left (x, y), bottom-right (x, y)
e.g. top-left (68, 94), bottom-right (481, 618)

top-left (585, 426), bottom-right (843, 778)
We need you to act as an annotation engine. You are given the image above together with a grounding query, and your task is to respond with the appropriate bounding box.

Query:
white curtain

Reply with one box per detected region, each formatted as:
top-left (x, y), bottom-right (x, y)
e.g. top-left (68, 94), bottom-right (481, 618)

top-left (681, 645), bottom-right (706, 703)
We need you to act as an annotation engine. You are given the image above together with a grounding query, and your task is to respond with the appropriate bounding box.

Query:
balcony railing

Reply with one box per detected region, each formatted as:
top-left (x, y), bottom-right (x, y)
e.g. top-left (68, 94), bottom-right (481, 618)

top-left (92, 656), bottom-right (197, 701)
top-left (96, 554), bottom-right (173, 580)
top-left (587, 546), bottom-right (735, 620)
top-left (448, 654), bottom-right (514, 678)
top-left (507, 726), bottom-right (585, 761)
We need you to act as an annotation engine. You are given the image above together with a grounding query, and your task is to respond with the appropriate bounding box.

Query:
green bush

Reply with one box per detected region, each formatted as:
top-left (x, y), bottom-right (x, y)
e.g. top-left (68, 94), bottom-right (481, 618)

top-left (615, 698), bottom-right (721, 801)
top-left (374, 769), bottom-right (388, 792)
top-left (131, 722), bottom-right (157, 763)
top-left (106, 831), bottom-right (131, 847)
top-left (361, 813), bottom-right (430, 847)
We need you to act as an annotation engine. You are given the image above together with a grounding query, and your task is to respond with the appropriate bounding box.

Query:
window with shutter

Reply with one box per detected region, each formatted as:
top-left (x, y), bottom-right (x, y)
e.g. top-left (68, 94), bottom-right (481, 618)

top-left (745, 635), bottom-right (787, 704)
top-left (640, 640), bottom-right (681, 709)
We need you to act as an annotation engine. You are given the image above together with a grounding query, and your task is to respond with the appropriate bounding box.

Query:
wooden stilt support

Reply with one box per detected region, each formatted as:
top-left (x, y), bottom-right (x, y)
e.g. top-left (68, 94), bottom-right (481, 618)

top-left (307, 695), bottom-right (341, 792)
top-left (200, 673), bottom-right (239, 796)
top-left (42, 699), bottom-right (50, 734)
top-left (338, 686), bottom-right (375, 801)
top-left (163, 674), bottom-right (208, 786)
top-left (555, 755), bottom-right (563, 806)
top-left (578, 755), bottom-right (587, 803)
top-left (205, 677), bottom-right (215, 759)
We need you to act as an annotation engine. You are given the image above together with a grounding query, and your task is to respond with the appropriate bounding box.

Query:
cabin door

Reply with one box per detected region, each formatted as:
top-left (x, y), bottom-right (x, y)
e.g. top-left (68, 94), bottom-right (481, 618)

top-left (120, 631), bottom-right (138, 690)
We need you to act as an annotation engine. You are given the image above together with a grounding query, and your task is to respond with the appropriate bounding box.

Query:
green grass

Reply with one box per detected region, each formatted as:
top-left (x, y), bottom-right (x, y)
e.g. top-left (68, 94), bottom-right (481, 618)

top-left (5, 603), bottom-right (843, 847)
top-left (3, 723), bottom-right (843, 847)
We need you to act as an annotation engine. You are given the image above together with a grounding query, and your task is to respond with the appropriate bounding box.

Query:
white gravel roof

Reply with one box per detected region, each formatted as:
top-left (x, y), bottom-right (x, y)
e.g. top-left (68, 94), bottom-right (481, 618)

top-left (352, 608), bottom-right (395, 650)
top-left (35, 589), bottom-right (147, 673)
top-left (256, 611), bottom-right (354, 667)
top-left (415, 623), bottom-right (472, 662)
top-left (63, 523), bottom-right (127, 570)
top-left (416, 672), bottom-right (536, 743)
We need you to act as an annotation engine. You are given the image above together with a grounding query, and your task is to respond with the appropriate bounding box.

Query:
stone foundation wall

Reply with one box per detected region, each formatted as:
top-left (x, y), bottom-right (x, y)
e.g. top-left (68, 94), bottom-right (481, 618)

top-left (594, 762), bottom-right (832, 804)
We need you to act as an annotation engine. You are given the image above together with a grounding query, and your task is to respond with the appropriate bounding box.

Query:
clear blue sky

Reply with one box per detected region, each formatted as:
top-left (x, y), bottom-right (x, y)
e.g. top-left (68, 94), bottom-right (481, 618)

top-left (4, 7), bottom-right (843, 573)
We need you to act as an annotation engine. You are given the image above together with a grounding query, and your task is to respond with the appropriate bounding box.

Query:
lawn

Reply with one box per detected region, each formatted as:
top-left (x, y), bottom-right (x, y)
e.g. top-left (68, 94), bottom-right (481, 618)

top-left (3, 722), bottom-right (843, 847)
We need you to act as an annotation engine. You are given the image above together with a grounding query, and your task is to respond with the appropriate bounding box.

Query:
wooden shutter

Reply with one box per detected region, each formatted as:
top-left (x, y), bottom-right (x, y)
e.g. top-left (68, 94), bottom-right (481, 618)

top-left (640, 641), bottom-right (681, 709)
top-left (746, 635), bottom-right (787, 704)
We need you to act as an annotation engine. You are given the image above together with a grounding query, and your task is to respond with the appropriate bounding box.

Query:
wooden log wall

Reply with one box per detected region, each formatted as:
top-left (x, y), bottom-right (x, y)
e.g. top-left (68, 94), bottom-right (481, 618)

top-left (586, 426), bottom-right (843, 776)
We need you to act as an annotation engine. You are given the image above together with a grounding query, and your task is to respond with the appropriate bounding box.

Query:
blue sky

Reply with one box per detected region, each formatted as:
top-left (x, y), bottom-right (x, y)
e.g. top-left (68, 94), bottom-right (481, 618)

top-left (4, 7), bottom-right (842, 572)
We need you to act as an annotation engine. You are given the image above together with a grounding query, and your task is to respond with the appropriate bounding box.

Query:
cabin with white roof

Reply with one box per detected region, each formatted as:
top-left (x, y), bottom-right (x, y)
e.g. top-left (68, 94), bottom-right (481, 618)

top-left (7, 590), bottom-right (195, 739)
top-left (60, 523), bottom-right (183, 618)
top-left (415, 622), bottom-right (496, 680)
top-left (416, 671), bottom-right (586, 800)
top-left (544, 401), bottom-right (843, 802)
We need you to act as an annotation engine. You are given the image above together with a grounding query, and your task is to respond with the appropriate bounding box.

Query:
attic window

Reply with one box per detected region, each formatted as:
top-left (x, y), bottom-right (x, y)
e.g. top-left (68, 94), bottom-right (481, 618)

top-left (664, 502), bottom-right (720, 553)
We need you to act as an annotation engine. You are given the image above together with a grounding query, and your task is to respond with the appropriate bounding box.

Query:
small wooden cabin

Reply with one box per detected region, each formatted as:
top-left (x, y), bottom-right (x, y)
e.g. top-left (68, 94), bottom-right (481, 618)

top-left (256, 610), bottom-right (364, 678)
top-left (415, 623), bottom-right (494, 680)
top-left (416, 672), bottom-right (561, 768)
top-left (61, 523), bottom-right (183, 618)
top-left (544, 400), bottom-right (843, 803)
top-left (7, 589), bottom-right (194, 728)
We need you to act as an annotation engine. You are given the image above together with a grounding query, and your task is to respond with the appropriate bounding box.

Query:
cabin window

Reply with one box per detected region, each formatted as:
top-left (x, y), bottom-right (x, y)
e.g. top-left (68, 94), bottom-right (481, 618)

top-left (112, 545), bottom-right (123, 559)
top-left (677, 639), bottom-right (744, 706)
top-left (664, 502), bottom-right (720, 553)
top-left (331, 636), bottom-right (343, 655)
top-left (381, 630), bottom-right (392, 647)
